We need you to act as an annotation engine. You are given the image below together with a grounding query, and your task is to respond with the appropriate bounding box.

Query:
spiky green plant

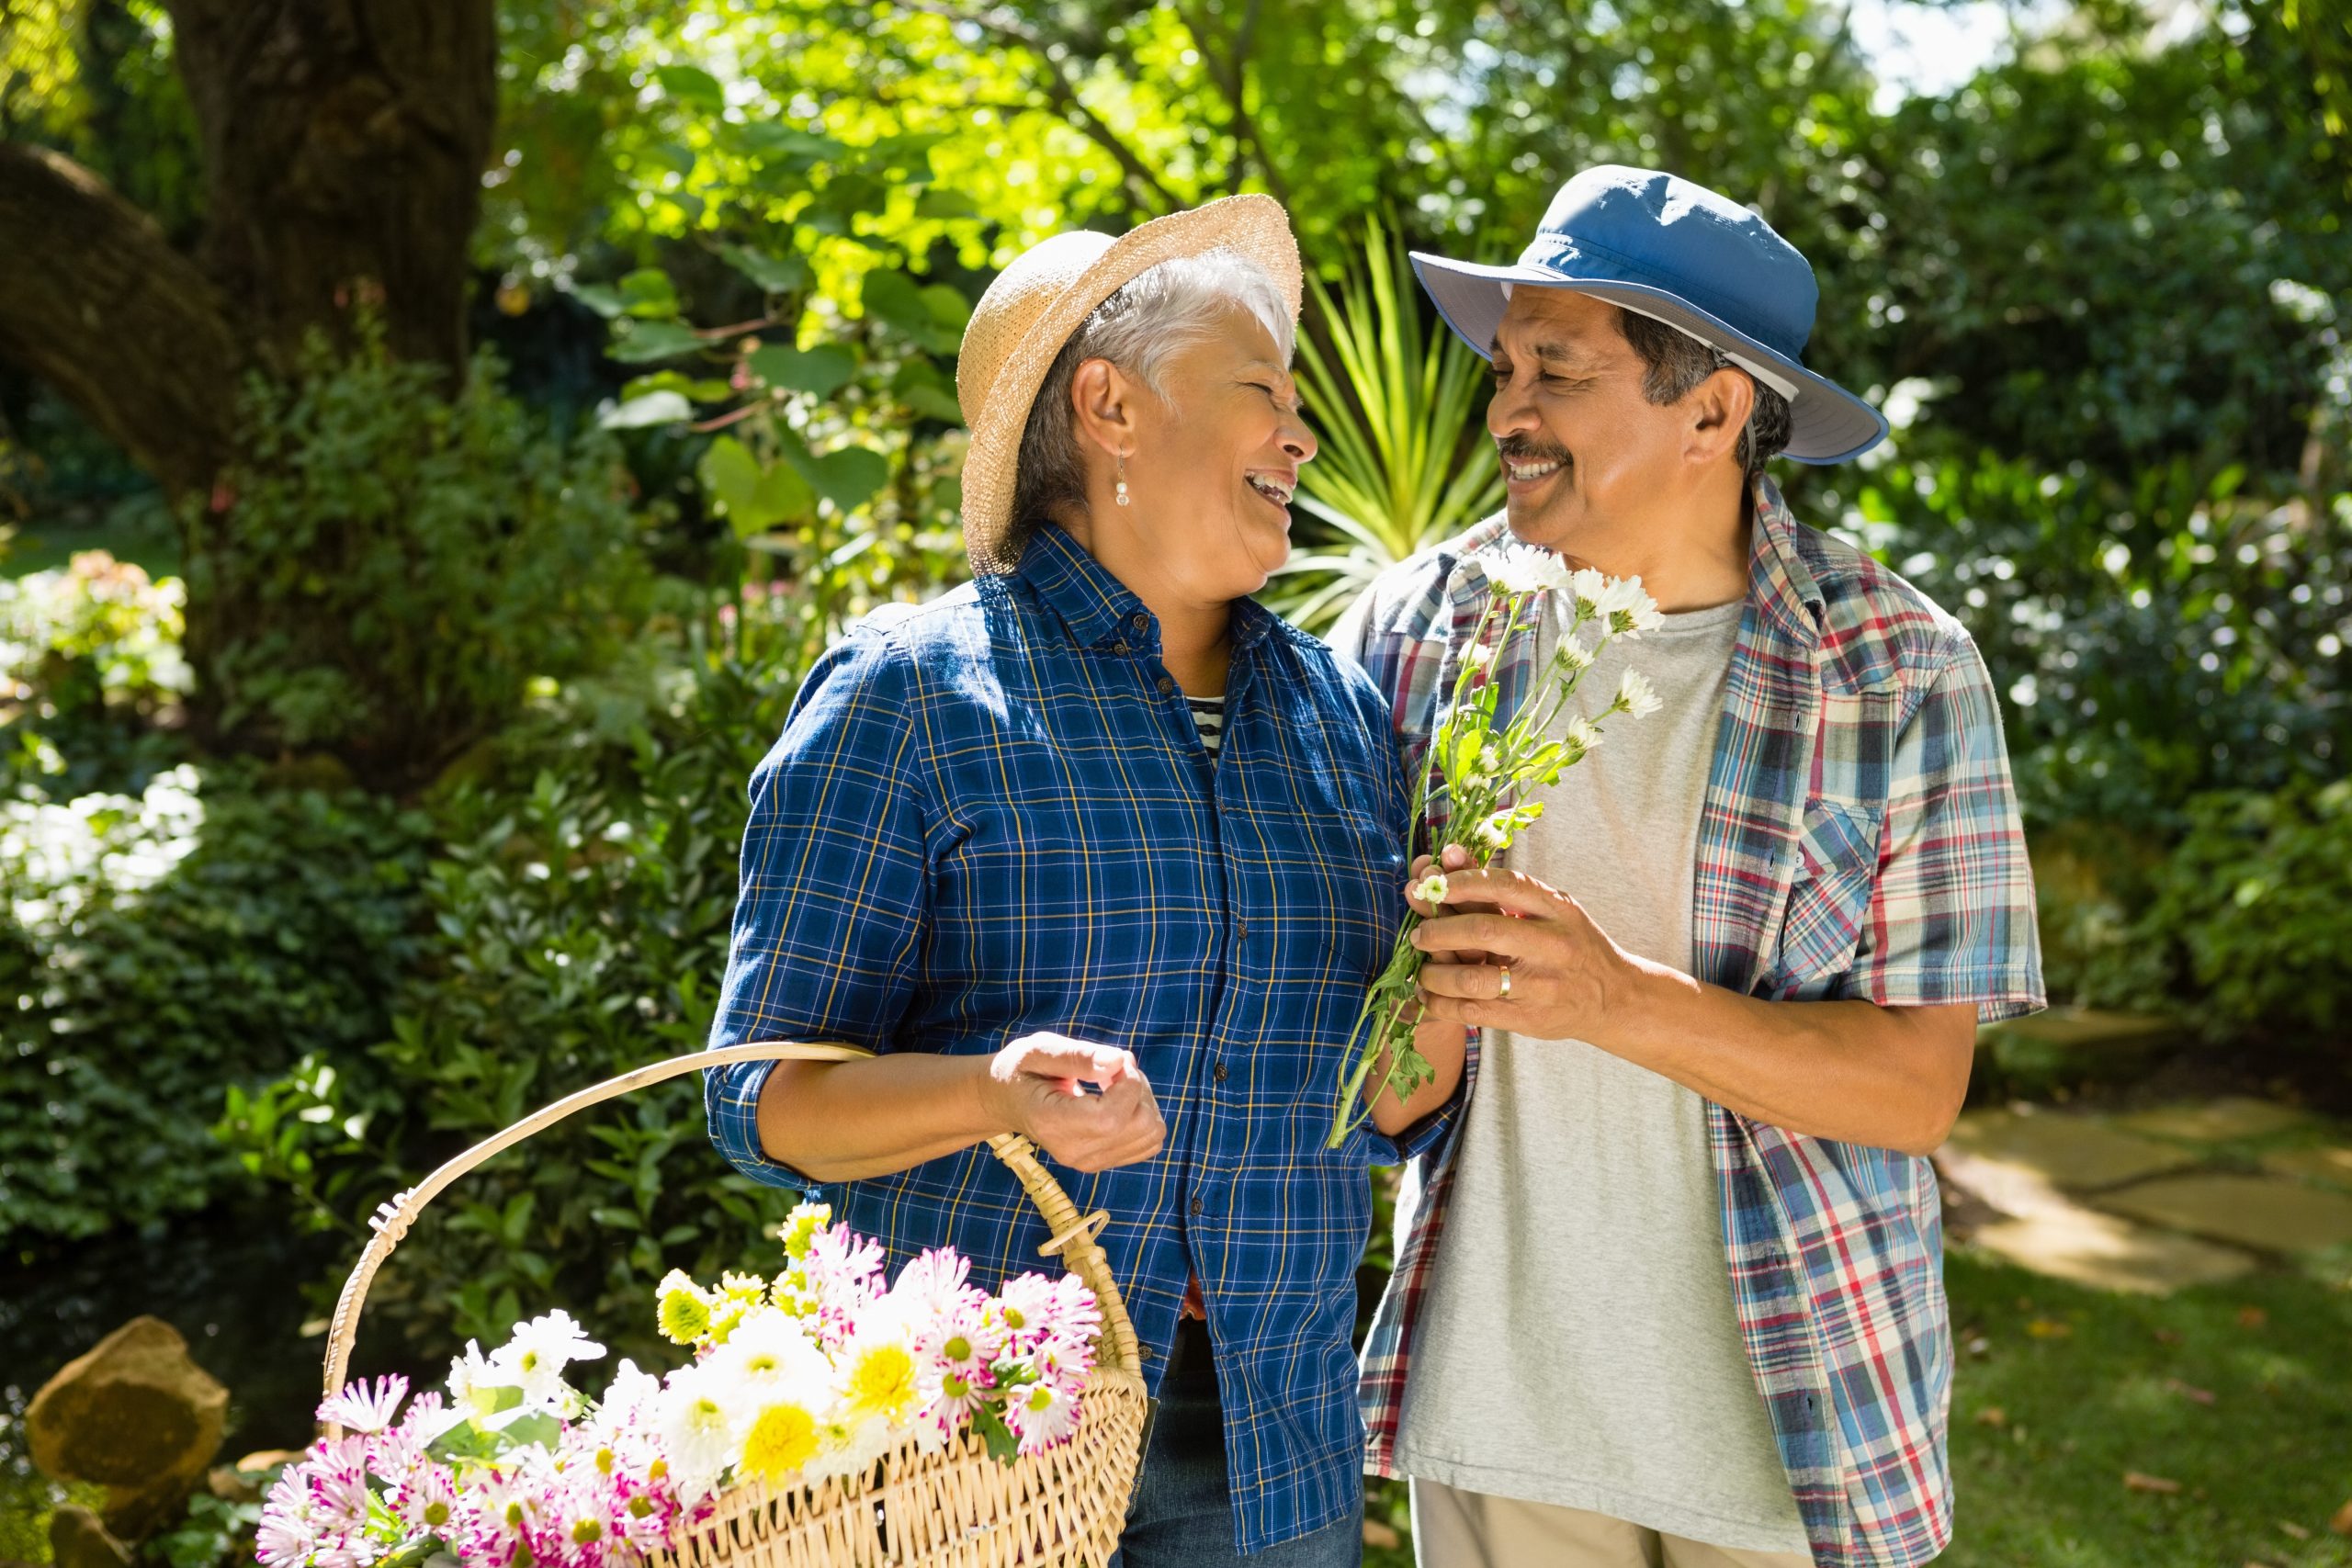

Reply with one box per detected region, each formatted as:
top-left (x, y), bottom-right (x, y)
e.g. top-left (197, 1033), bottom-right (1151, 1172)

top-left (1270, 215), bottom-right (1504, 634)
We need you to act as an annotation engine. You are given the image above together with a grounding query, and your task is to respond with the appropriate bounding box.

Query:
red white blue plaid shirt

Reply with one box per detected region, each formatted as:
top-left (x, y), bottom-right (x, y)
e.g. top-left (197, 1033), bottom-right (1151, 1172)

top-left (1333, 479), bottom-right (2044, 1568)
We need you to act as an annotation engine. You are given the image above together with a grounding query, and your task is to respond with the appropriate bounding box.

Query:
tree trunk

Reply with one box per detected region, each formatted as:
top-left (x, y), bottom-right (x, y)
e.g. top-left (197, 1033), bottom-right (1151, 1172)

top-left (0, 0), bottom-right (500, 780)
top-left (0, 144), bottom-right (244, 498)
top-left (168, 0), bottom-right (498, 375)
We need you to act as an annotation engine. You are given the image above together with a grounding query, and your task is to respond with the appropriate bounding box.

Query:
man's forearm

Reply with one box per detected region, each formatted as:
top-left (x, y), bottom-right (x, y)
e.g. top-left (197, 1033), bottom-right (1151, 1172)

top-left (757, 1055), bottom-right (1003, 1183)
top-left (1592, 959), bottom-right (1974, 1156)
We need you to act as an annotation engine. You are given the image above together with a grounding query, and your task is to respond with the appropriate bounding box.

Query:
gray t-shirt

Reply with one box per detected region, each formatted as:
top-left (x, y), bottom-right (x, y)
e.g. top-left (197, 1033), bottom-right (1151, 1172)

top-left (1392, 593), bottom-right (1808, 1553)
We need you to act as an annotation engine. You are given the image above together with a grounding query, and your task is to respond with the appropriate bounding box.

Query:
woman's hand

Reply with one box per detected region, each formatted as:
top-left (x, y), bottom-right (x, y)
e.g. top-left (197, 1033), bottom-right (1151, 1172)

top-left (981, 1032), bottom-right (1167, 1172)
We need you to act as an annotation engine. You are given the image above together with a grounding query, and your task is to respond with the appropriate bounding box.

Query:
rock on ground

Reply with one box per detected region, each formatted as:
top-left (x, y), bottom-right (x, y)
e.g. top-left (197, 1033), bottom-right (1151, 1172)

top-left (27, 1317), bottom-right (230, 1541)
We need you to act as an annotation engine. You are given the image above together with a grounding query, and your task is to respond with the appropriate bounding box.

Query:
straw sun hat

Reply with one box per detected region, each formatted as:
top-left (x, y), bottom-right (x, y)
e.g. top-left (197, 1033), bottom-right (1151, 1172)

top-left (954, 194), bottom-right (1303, 570)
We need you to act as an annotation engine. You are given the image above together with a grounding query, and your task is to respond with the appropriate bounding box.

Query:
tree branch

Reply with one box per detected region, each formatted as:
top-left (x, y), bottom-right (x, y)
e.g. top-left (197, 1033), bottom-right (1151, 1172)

top-left (884, 0), bottom-right (1187, 215)
top-left (0, 143), bottom-right (244, 497)
top-left (1178, 0), bottom-right (1292, 207)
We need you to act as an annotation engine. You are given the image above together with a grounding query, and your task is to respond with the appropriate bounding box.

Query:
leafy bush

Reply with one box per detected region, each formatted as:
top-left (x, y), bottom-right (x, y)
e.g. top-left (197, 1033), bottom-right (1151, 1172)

top-left (0, 762), bottom-right (431, 1252)
top-left (2079, 780), bottom-right (2352, 1045)
top-left (0, 550), bottom-right (192, 798)
top-left (187, 319), bottom-right (650, 791)
top-left (222, 639), bottom-right (808, 1363)
top-left (1845, 459), bottom-right (2349, 832)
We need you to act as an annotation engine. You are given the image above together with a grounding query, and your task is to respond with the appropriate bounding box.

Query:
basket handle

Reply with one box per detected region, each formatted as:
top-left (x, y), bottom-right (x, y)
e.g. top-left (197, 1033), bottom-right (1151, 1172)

top-left (320, 1041), bottom-right (1142, 1425)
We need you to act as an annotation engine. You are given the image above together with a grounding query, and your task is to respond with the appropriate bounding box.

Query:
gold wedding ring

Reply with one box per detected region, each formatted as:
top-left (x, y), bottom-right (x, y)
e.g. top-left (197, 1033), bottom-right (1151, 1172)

top-left (1498, 965), bottom-right (1513, 999)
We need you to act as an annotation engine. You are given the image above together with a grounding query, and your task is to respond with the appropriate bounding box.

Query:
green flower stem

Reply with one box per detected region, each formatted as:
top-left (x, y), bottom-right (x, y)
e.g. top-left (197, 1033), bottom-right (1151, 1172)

top-left (1326, 585), bottom-right (1645, 1146)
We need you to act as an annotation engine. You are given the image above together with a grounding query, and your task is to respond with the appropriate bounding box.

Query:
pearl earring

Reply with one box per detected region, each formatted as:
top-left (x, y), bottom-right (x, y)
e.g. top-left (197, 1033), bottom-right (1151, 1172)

top-left (1115, 450), bottom-right (1132, 507)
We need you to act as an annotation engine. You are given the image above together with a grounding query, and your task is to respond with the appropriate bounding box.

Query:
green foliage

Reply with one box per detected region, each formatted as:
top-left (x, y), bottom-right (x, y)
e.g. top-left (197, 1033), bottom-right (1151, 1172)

top-left (1864, 16), bottom-right (2351, 484)
top-left (0, 762), bottom-right (431, 1252)
top-left (152, 1488), bottom-right (269, 1568)
top-left (583, 217), bottom-right (973, 649)
top-left (1849, 458), bottom-right (2349, 830)
top-left (2082, 781), bottom-right (2352, 1046)
top-left (1272, 215), bottom-right (1503, 631)
top-left (187, 320), bottom-right (649, 789)
top-left (221, 637), bottom-right (811, 1362)
top-left (0, 549), bottom-right (191, 798)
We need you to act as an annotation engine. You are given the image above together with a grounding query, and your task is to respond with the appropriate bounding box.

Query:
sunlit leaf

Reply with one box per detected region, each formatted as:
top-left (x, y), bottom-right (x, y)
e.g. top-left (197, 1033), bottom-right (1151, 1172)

top-left (606, 321), bottom-right (704, 363)
top-left (748, 344), bottom-right (856, 399)
top-left (654, 64), bottom-right (724, 109)
top-left (597, 390), bottom-right (693, 429)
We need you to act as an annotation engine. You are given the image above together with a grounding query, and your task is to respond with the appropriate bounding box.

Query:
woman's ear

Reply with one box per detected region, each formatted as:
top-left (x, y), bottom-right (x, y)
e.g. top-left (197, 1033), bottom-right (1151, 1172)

top-left (1069, 357), bottom-right (1140, 460)
top-left (1686, 366), bottom-right (1756, 468)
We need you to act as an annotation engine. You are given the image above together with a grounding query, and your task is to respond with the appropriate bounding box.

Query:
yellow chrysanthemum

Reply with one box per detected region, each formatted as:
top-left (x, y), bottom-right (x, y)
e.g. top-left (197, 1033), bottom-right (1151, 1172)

top-left (738, 1399), bottom-right (821, 1485)
top-left (719, 1270), bottom-right (768, 1305)
top-left (705, 1294), bottom-right (753, 1347)
top-left (842, 1342), bottom-right (922, 1425)
top-left (655, 1269), bottom-right (713, 1346)
top-left (778, 1203), bottom-right (832, 1261)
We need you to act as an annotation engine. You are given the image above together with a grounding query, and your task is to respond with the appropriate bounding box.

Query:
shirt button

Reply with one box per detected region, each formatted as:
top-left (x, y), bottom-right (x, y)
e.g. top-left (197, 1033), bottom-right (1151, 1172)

top-left (1112, 639), bottom-right (1130, 656)
top-left (1235, 919), bottom-right (1250, 941)
top-left (1131, 612), bottom-right (1148, 631)
top-left (1157, 674), bottom-right (1175, 695)
top-left (1190, 1197), bottom-right (1204, 1215)
top-left (1213, 1061), bottom-right (1228, 1083)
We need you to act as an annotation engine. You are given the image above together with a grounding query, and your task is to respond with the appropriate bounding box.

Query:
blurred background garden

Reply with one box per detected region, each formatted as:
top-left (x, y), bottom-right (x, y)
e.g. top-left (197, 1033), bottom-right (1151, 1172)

top-left (1, 1), bottom-right (2347, 1564)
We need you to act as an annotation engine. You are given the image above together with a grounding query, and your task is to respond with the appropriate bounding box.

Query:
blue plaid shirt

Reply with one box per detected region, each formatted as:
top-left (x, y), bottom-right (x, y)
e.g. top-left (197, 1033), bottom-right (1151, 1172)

top-left (705, 524), bottom-right (1441, 1553)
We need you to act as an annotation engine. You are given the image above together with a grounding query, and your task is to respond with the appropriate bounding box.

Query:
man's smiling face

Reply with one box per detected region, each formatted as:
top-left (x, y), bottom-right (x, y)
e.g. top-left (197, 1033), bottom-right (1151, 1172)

top-left (1483, 286), bottom-right (1708, 561)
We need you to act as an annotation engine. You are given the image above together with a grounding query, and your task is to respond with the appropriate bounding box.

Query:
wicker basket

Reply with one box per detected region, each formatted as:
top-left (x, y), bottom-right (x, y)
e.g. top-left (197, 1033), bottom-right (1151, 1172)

top-left (317, 1042), bottom-right (1151, 1568)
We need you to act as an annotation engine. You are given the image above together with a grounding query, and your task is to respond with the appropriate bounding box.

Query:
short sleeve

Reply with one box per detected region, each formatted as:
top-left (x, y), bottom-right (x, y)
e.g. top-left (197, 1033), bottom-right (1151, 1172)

top-left (704, 631), bottom-right (931, 1194)
top-left (1841, 626), bottom-right (2046, 1022)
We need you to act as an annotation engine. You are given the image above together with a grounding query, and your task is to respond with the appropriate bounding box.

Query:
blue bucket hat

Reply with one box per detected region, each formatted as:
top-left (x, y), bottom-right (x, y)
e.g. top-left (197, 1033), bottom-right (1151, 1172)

top-left (1412, 165), bottom-right (1887, 464)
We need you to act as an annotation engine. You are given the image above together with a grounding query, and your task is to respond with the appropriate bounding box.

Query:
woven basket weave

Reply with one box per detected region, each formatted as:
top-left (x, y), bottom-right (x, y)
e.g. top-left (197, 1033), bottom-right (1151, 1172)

top-left (318, 1042), bottom-right (1150, 1568)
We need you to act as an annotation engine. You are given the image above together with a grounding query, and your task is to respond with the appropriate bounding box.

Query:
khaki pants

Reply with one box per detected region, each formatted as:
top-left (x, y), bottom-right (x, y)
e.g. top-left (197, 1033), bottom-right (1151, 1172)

top-left (1410, 1479), bottom-right (1815, 1568)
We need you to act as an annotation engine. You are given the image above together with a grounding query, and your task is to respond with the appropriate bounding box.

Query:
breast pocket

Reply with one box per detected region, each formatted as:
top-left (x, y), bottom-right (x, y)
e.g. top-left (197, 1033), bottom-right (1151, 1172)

top-left (1304, 807), bottom-right (1408, 986)
top-left (1773, 798), bottom-right (1883, 985)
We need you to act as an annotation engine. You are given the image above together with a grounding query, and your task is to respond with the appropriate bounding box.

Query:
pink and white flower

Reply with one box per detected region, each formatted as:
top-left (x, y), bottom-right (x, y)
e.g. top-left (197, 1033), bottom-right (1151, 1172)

top-left (317, 1374), bottom-right (409, 1435)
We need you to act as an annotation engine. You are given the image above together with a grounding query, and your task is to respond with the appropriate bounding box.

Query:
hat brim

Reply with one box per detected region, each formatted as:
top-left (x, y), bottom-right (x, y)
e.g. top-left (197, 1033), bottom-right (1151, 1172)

top-left (1409, 253), bottom-right (1888, 465)
top-left (959, 196), bottom-right (1304, 566)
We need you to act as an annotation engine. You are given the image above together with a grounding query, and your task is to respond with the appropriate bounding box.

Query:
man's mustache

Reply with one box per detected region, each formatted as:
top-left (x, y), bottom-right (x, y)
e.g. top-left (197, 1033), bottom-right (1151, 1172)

top-left (1495, 435), bottom-right (1572, 468)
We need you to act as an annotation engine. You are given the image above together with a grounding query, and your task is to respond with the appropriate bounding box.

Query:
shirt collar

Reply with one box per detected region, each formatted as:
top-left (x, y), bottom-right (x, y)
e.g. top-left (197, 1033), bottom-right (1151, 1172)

top-left (1014, 522), bottom-right (1279, 657)
top-left (1438, 482), bottom-right (1823, 654)
top-left (1746, 476), bottom-right (1826, 649)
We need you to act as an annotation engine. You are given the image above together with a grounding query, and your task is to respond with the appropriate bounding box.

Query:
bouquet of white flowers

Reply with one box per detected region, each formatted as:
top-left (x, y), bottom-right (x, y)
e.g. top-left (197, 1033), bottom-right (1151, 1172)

top-left (1326, 549), bottom-right (1663, 1147)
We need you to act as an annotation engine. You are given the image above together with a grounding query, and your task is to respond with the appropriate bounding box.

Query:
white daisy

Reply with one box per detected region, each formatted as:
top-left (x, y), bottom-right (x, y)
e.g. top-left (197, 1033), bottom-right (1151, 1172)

top-left (1486, 547), bottom-right (1572, 594)
top-left (707, 1308), bottom-right (831, 1417)
top-left (492, 1310), bottom-right (605, 1407)
top-left (1614, 669), bottom-right (1662, 719)
top-left (654, 1365), bottom-right (739, 1506)
top-left (447, 1340), bottom-right (510, 1419)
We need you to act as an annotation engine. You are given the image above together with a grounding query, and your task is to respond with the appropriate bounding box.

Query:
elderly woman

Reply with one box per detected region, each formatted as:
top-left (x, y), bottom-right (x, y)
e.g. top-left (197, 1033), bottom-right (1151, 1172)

top-left (703, 197), bottom-right (1464, 1565)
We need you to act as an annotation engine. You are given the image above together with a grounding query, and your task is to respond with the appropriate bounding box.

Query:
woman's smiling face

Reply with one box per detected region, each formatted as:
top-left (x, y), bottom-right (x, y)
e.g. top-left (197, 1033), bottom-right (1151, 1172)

top-left (1103, 305), bottom-right (1317, 604)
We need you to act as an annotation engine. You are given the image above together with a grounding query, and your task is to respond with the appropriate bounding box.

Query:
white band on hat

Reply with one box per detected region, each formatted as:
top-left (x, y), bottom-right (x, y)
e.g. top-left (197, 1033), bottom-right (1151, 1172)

top-left (1498, 281), bottom-right (1803, 401)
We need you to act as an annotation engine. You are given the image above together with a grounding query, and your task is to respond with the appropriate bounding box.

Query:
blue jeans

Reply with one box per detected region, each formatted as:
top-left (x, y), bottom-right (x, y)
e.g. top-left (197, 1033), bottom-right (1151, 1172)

top-left (1110, 1319), bottom-right (1364, 1568)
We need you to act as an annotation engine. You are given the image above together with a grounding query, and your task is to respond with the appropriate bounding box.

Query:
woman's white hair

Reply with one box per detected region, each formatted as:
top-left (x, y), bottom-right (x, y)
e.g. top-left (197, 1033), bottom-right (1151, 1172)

top-left (1011, 247), bottom-right (1295, 542)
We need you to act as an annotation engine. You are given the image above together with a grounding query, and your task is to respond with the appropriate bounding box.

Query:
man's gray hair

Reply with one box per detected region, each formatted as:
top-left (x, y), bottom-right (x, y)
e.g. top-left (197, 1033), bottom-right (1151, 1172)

top-left (1011, 248), bottom-right (1295, 545)
top-left (1613, 309), bottom-right (1793, 483)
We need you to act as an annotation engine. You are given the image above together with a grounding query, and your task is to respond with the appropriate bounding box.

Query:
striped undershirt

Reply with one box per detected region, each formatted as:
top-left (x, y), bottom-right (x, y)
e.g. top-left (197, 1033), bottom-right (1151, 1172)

top-left (1186, 694), bottom-right (1226, 755)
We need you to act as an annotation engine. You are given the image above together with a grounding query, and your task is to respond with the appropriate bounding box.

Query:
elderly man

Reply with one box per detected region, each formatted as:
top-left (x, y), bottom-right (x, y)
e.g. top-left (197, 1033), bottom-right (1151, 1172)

top-left (1332, 166), bottom-right (2044, 1567)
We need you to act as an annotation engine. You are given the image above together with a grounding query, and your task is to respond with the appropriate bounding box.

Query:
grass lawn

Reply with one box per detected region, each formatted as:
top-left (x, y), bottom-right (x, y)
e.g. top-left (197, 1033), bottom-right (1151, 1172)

top-left (3, 506), bottom-right (179, 581)
top-left (1942, 1246), bottom-right (2352, 1568)
top-left (1363, 1245), bottom-right (2352, 1566)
